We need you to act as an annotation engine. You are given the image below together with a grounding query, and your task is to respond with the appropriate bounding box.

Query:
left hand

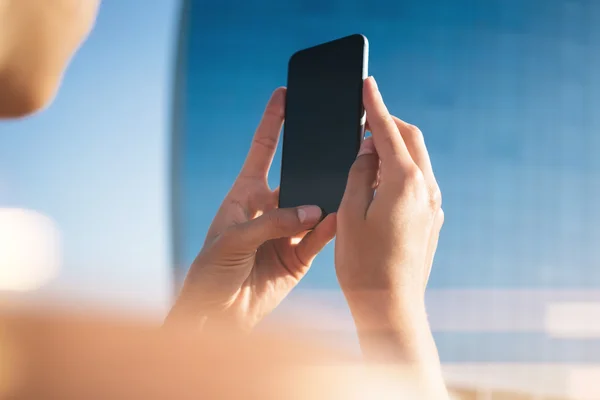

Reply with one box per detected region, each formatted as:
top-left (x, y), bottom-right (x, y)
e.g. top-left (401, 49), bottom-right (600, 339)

top-left (166, 88), bottom-right (336, 332)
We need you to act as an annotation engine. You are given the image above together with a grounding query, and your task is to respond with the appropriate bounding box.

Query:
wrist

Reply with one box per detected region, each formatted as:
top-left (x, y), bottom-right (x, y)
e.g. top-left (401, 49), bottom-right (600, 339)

top-left (348, 300), bottom-right (447, 398)
top-left (166, 299), bottom-right (254, 335)
top-left (343, 290), bottom-right (434, 361)
top-left (344, 289), bottom-right (427, 331)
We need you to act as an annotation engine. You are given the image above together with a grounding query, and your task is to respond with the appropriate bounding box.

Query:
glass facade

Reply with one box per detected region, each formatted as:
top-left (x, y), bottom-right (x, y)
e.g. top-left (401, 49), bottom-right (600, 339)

top-left (172, 0), bottom-right (600, 370)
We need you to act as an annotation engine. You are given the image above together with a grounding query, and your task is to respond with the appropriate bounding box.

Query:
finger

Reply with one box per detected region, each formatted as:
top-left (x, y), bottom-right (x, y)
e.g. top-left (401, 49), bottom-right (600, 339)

top-left (290, 230), bottom-right (310, 244)
top-left (339, 138), bottom-right (379, 219)
top-left (271, 186), bottom-right (280, 198)
top-left (392, 116), bottom-right (436, 186)
top-left (241, 88), bottom-right (286, 179)
top-left (234, 205), bottom-right (322, 250)
top-left (247, 188), bottom-right (279, 218)
top-left (362, 77), bottom-right (412, 165)
top-left (295, 213), bottom-right (337, 267)
top-left (424, 209), bottom-right (444, 289)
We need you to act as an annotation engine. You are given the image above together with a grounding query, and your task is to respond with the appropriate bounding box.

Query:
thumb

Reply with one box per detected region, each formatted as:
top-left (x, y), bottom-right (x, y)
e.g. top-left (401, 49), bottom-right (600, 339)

top-left (236, 205), bottom-right (323, 249)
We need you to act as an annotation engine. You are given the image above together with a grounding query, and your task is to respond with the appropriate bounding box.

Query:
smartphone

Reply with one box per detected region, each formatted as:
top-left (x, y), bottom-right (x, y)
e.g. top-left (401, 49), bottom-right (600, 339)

top-left (278, 34), bottom-right (369, 215)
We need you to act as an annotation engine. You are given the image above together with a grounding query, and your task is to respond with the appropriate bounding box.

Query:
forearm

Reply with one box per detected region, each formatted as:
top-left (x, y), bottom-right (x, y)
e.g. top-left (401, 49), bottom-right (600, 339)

top-left (347, 295), bottom-right (449, 399)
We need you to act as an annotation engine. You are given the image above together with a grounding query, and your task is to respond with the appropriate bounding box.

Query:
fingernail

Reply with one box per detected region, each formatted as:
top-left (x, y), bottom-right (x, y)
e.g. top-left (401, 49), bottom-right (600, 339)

top-left (357, 137), bottom-right (375, 157)
top-left (369, 76), bottom-right (378, 90)
top-left (297, 205), bottom-right (322, 223)
top-left (272, 87), bottom-right (285, 104)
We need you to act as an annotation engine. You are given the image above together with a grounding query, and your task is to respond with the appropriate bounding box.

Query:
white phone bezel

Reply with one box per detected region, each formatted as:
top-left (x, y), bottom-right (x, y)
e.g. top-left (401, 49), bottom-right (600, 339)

top-left (360, 35), bottom-right (369, 136)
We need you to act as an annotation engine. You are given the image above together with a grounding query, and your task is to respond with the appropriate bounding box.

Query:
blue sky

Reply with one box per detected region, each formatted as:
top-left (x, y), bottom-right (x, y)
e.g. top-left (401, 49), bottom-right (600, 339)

top-left (0, 0), bottom-right (179, 309)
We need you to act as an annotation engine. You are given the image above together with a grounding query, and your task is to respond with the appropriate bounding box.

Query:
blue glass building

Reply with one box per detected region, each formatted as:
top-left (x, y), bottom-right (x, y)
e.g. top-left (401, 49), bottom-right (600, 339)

top-left (171, 0), bottom-right (600, 371)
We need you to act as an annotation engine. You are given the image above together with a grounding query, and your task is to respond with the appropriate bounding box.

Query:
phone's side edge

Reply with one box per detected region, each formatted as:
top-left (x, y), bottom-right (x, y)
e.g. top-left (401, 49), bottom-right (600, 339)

top-left (277, 60), bottom-right (294, 209)
top-left (360, 35), bottom-right (370, 144)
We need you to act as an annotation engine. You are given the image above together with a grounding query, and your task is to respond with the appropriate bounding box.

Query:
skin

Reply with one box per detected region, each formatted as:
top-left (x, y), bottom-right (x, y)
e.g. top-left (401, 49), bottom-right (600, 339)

top-left (167, 88), bottom-right (337, 332)
top-left (337, 76), bottom-right (447, 398)
top-left (0, 307), bottom-right (423, 399)
top-left (0, 0), bottom-right (100, 117)
top-left (168, 77), bottom-right (448, 397)
top-left (0, 2), bottom-right (448, 397)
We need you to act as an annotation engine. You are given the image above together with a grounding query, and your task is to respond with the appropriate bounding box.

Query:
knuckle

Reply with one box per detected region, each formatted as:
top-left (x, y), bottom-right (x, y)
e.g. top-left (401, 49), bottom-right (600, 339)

top-left (429, 186), bottom-right (442, 210)
top-left (404, 124), bottom-right (424, 141)
top-left (381, 113), bottom-right (396, 126)
top-left (264, 96), bottom-right (285, 118)
top-left (403, 164), bottom-right (424, 185)
top-left (266, 211), bottom-right (287, 228)
top-left (350, 155), bottom-right (377, 176)
top-left (406, 123), bottom-right (422, 135)
top-left (383, 133), bottom-right (397, 151)
top-left (252, 134), bottom-right (278, 151)
top-left (268, 210), bottom-right (299, 232)
top-left (380, 114), bottom-right (396, 131)
top-left (372, 113), bottom-right (397, 134)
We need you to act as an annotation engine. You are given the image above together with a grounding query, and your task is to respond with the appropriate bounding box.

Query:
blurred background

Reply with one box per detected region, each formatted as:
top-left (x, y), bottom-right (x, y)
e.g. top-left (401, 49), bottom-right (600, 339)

top-left (1, 0), bottom-right (600, 398)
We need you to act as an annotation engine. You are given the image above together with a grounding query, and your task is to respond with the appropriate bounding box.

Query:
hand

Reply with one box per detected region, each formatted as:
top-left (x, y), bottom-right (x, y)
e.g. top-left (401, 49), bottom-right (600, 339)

top-left (336, 77), bottom-right (446, 397)
top-left (167, 88), bottom-right (336, 332)
top-left (337, 77), bottom-right (443, 316)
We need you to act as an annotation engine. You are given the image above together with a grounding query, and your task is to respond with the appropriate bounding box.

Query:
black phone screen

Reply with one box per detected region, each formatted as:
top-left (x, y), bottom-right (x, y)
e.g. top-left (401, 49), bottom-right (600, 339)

top-left (279, 34), bottom-right (368, 215)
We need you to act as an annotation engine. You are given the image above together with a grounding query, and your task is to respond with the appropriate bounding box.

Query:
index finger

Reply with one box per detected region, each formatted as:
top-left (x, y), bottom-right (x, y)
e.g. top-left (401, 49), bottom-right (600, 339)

top-left (362, 77), bottom-right (412, 165)
top-left (241, 87), bottom-right (287, 179)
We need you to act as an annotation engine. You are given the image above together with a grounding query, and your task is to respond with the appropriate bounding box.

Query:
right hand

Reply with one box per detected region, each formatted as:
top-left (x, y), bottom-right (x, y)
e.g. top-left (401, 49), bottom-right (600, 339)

top-left (335, 77), bottom-right (445, 368)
